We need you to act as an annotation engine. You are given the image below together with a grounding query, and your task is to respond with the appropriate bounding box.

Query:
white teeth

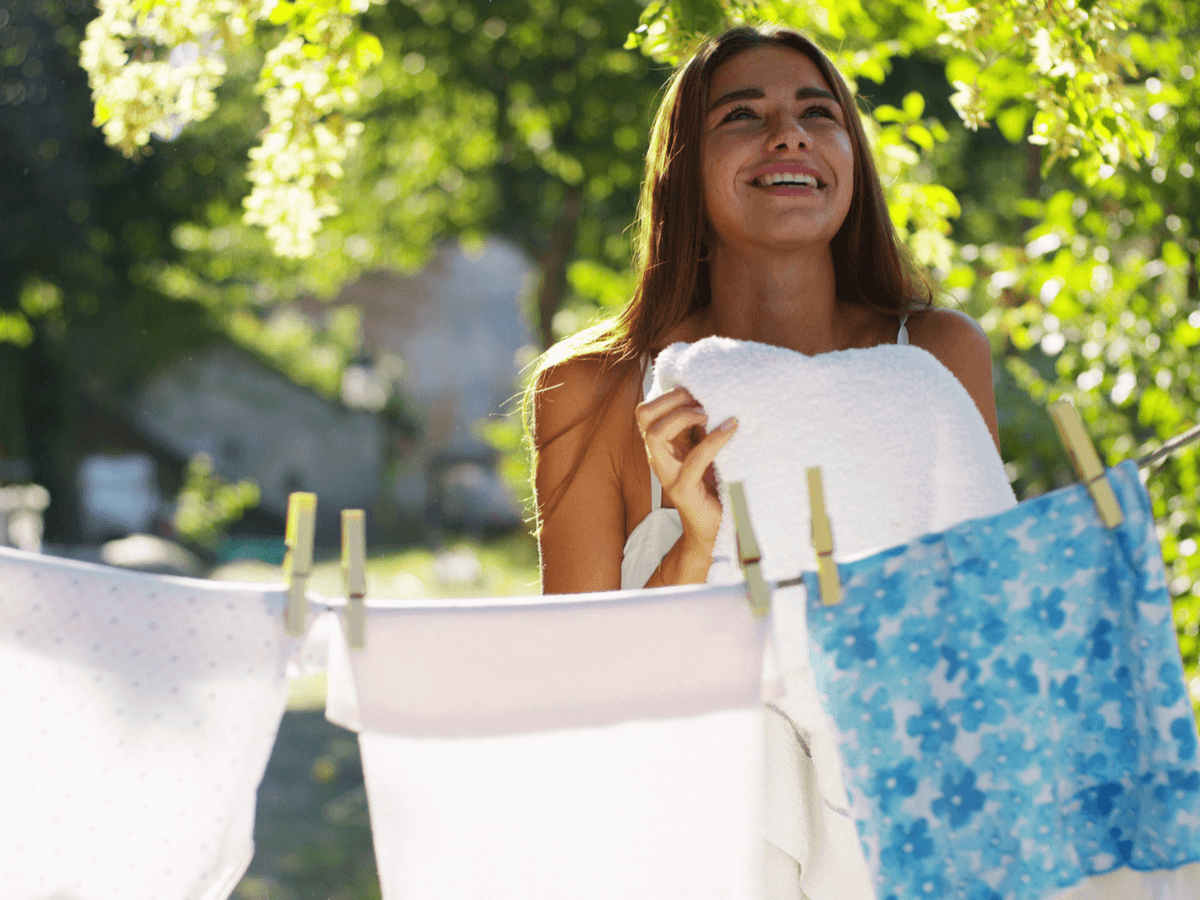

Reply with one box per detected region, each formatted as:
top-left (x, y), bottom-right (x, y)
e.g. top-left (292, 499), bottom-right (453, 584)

top-left (757, 172), bottom-right (818, 187)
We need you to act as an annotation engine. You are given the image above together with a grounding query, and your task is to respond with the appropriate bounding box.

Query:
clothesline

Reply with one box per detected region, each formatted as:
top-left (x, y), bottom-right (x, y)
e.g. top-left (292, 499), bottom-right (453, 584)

top-left (1139, 421), bottom-right (1200, 471)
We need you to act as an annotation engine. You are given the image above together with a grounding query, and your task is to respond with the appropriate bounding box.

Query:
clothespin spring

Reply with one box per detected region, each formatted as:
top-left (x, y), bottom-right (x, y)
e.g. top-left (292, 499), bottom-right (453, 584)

top-left (342, 509), bottom-right (367, 650)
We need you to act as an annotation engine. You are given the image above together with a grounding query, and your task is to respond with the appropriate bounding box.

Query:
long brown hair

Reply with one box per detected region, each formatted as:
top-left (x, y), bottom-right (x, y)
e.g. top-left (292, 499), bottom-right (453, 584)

top-left (526, 24), bottom-right (931, 528)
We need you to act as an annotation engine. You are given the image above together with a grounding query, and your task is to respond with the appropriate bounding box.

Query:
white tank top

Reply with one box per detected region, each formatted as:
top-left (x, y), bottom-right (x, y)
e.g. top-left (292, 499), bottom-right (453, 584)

top-left (618, 315), bottom-right (910, 589)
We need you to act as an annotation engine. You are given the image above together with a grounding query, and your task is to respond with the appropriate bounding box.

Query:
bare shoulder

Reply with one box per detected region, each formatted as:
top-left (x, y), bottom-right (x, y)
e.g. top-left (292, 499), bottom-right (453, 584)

top-left (906, 307), bottom-right (1002, 451)
top-left (532, 356), bottom-right (607, 443)
top-left (532, 355), bottom-right (636, 447)
top-left (906, 307), bottom-right (991, 362)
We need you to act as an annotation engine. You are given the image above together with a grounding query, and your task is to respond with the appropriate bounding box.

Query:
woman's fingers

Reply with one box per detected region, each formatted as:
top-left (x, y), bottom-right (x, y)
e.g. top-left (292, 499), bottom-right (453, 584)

top-left (634, 386), bottom-right (700, 434)
top-left (676, 418), bottom-right (737, 488)
top-left (642, 404), bottom-right (707, 445)
top-left (638, 389), bottom-right (708, 481)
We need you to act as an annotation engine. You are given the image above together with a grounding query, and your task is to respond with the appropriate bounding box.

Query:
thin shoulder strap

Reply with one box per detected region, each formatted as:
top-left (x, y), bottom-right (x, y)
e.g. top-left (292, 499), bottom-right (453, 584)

top-left (897, 314), bottom-right (910, 346)
top-left (642, 355), bottom-right (663, 510)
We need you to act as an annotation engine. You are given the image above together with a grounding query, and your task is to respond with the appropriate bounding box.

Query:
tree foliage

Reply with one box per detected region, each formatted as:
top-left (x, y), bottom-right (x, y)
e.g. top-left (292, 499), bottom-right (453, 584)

top-left (16, 0), bottom-right (1200, 700)
top-left (81, 0), bottom-right (381, 257)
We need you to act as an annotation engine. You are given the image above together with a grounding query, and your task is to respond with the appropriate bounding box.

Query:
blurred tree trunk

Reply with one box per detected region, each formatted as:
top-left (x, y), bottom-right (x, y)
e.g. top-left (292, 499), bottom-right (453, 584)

top-left (23, 326), bottom-right (82, 544)
top-left (536, 188), bottom-right (583, 349)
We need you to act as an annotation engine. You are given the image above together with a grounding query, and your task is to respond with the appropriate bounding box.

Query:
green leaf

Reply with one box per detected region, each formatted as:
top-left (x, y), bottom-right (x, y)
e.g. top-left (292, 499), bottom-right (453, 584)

top-left (1163, 242), bottom-right (1188, 267)
top-left (268, 0), bottom-right (296, 25)
top-left (1172, 321), bottom-right (1200, 349)
top-left (902, 91), bottom-right (925, 119)
top-left (907, 123), bottom-right (934, 150)
top-left (872, 104), bottom-right (904, 123)
top-left (354, 33), bottom-right (383, 69)
top-left (996, 104), bottom-right (1031, 143)
top-left (0, 312), bottom-right (33, 347)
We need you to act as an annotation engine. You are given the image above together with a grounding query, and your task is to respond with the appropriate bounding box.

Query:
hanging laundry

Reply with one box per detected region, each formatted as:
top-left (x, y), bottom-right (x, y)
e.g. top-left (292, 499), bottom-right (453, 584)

top-left (652, 336), bottom-right (1019, 900)
top-left (0, 547), bottom-right (314, 900)
top-left (804, 460), bottom-right (1200, 900)
top-left (324, 582), bottom-right (774, 900)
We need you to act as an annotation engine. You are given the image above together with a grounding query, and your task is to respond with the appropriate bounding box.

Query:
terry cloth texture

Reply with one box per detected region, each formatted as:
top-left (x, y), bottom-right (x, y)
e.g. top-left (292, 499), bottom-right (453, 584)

top-left (805, 460), bottom-right (1200, 900)
top-left (324, 582), bottom-right (774, 900)
top-left (651, 337), bottom-right (1018, 900)
top-left (0, 547), bottom-right (306, 900)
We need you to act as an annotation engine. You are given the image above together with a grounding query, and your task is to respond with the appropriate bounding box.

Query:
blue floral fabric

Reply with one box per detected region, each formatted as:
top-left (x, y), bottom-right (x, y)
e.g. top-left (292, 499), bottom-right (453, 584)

top-left (804, 460), bottom-right (1200, 900)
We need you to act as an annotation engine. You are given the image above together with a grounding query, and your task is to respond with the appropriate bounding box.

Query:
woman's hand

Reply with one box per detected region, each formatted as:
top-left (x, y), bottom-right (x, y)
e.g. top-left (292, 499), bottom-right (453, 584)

top-left (635, 387), bottom-right (737, 583)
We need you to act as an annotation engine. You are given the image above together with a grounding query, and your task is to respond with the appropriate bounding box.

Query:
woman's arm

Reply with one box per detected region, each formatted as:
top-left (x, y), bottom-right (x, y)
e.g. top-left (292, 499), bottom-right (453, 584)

top-left (533, 358), bottom-right (737, 593)
top-left (908, 308), bottom-right (1002, 453)
top-left (532, 357), bottom-right (629, 594)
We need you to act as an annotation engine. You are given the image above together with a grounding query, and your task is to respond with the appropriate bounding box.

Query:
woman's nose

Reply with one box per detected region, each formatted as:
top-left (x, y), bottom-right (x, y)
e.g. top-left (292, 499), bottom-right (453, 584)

top-left (767, 115), bottom-right (809, 151)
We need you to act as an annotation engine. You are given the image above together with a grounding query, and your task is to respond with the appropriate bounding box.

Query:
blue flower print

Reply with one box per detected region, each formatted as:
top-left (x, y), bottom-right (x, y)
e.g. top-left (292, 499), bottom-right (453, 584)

top-left (1051, 674), bottom-right (1080, 712)
top-left (907, 702), bottom-right (958, 753)
top-left (939, 642), bottom-right (980, 682)
top-left (1072, 750), bottom-right (1110, 778)
top-left (1025, 585), bottom-right (1067, 630)
top-left (947, 683), bottom-right (1006, 732)
top-left (880, 818), bottom-right (935, 872)
top-left (931, 769), bottom-right (986, 828)
top-left (1171, 717), bottom-right (1198, 760)
top-left (911, 872), bottom-right (949, 899)
top-left (870, 760), bottom-right (918, 813)
top-left (802, 463), bottom-right (1200, 900)
top-left (1103, 726), bottom-right (1139, 767)
top-left (992, 653), bottom-right (1040, 695)
top-left (1076, 781), bottom-right (1124, 820)
top-left (981, 732), bottom-right (1037, 773)
top-left (1159, 661), bottom-right (1187, 706)
top-left (1083, 705), bottom-right (1107, 733)
top-left (1155, 769), bottom-right (1200, 803)
top-left (979, 610), bottom-right (1007, 646)
top-left (1100, 665), bottom-right (1135, 710)
top-left (860, 685), bottom-right (896, 733)
top-left (835, 624), bottom-right (878, 668)
top-left (1100, 825), bottom-right (1134, 863)
top-left (1091, 619), bottom-right (1114, 660)
top-left (866, 567), bottom-right (910, 617)
top-left (888, 617), bottom-right (940, 671)
top-left (1169, 768), bottom-right (1200, 792)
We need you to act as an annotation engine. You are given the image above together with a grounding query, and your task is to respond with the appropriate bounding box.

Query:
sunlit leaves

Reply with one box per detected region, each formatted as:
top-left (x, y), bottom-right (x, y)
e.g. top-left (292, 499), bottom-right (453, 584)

top-left (172, 452), bottom-right (261, 550)
top-left (80, 0), bottom-right (381, 257)
top-left (80, 0), bottom-right (250, 156)
top-left (928, 0), bottom-right (1155, 181)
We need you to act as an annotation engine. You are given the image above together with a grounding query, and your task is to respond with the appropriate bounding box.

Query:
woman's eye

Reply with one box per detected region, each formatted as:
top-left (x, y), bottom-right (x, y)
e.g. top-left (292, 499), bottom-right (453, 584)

top-left (802, 104), bottom-right (836, 119)
top-left (722, 105), bottom-right (757, 123)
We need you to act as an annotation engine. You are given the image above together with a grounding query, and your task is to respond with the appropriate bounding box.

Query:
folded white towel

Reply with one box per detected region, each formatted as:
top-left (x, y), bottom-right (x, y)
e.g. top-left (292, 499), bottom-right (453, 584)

top-left (652, 338), bottom-right (1016, 588)
top-left (652, 337), bottom-right (1018, 900)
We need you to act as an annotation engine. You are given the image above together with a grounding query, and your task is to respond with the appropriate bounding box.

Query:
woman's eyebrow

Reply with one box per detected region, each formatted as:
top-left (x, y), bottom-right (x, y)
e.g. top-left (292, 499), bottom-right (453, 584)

top-left (708, 85), bottom-right (839, 114)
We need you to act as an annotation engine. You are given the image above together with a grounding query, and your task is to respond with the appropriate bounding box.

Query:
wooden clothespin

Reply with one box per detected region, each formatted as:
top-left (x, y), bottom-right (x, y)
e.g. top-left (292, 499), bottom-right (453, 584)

top-left (728, 481), bottom-right (771, 618)
top-left (283, 492), bottom-right (317, 636)
top-left (1048, 399), bottom-right (1124, 527)
top-left (807, 467), bottom-right (841, 606)
top-left (341, 509), bottom-right (367, 650)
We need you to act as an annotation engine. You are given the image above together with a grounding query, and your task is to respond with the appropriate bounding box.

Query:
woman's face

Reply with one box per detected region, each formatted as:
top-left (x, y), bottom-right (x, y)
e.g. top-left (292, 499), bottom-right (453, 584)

top-left (701, 45), bottom-right (855, 256)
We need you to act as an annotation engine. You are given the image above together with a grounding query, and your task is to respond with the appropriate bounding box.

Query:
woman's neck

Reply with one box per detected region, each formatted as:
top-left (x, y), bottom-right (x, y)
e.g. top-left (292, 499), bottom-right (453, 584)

top-left (705, 243), bottom-right (846, 355)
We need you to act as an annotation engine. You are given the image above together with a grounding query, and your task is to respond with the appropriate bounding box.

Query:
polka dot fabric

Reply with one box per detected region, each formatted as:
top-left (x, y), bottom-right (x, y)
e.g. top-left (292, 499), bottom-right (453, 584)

top-left (0, 547), bottom-right (301, 900)
top-left (804, 461), bottom-right (1200, 900)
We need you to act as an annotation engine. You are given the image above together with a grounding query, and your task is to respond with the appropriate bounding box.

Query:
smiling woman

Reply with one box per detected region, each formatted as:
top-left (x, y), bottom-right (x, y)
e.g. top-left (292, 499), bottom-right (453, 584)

top-left (523, 22), bottom-right (1005, 900)
top-left (526, 23), bottom-right (1000, 597)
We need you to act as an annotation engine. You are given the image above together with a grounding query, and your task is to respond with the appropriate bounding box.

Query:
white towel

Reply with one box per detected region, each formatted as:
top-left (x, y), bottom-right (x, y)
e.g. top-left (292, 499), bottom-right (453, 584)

top-left (324, 582), bottom-right (775, 900)
top-left (652, 337), bottom-right (1018, 900)
top-left (0, 546), bottom-right (310, 900)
